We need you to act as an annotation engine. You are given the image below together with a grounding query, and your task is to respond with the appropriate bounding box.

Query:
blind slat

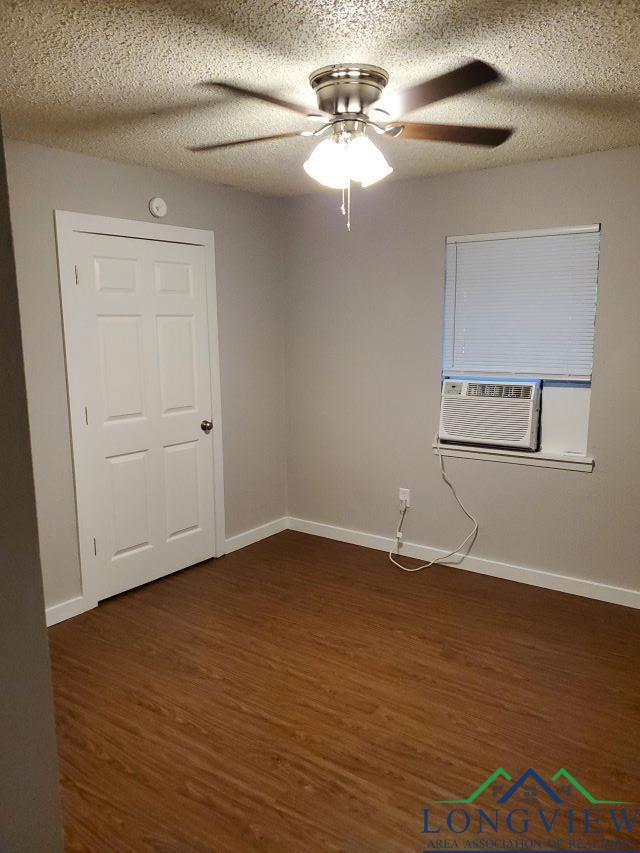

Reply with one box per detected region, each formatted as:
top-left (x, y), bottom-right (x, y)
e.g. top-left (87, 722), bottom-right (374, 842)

top-left (442, 231), bottom-right (600, 378)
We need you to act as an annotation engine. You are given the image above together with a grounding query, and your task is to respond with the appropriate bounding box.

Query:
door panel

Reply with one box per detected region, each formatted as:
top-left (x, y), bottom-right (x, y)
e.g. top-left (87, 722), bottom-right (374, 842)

top-left (94, 255), bottom-right (139, 293)
top-left (154, 259), bottom-right (193, 295)
top-left (69, 232), bottom-right (216, 600)
top-left (98, 315), bottom-right (145, 421)
top-left (157, 315), bottom-right (197, 413)
top-left (107, 450), bottom-right (151, 558)
top-left (164, 441), bottom-right (200, 540)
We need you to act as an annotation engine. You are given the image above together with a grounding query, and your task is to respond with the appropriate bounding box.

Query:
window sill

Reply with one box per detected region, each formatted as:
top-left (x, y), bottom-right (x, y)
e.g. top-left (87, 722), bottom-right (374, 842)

top-left (432, 442), bottom-right (594, 472)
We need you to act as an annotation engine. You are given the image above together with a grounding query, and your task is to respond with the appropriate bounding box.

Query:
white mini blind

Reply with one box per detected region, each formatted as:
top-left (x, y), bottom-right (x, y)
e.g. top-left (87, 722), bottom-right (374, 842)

top-left (442, 227), bottom-right (600, 379)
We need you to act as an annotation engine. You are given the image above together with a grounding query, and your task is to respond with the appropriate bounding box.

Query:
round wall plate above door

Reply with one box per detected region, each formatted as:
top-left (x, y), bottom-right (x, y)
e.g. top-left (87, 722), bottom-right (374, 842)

top-left (149, 197), bottom-right (167, 218)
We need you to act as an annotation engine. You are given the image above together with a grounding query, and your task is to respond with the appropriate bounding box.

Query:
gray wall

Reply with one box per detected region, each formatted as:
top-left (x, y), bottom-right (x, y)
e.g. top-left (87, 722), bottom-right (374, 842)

top-left (5, 140), bottom-right (287, 610)
top-left (7, 139), bottom-right (640, 610)
top-left (0, 126), bottom-right (62, 850)
top-left (285, 147), bottom-right (640, 591)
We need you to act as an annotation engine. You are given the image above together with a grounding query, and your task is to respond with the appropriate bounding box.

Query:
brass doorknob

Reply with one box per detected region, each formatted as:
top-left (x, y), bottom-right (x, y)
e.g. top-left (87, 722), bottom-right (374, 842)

top-left (201, 420), bottom-right (213, 434)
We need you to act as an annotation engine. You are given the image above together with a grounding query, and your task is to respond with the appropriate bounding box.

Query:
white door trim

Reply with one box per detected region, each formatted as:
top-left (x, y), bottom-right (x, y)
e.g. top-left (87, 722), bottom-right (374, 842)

top-left (54, 211), bottom-right (226, 614)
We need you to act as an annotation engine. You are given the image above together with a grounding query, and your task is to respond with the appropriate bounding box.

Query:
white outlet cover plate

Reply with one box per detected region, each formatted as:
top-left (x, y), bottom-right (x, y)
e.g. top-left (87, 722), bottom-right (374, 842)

top-left (399, 488), bottom-right (411, 506)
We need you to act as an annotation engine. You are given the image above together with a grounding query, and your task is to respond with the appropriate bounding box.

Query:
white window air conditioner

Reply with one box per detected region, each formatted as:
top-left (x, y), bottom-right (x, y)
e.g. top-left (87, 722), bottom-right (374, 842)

top-left (439, 379), bottom-right (542, 450)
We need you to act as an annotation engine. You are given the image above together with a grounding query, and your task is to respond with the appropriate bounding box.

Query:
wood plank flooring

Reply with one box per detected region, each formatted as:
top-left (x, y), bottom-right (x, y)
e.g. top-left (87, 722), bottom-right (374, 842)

top-left (48, 530), bottom-right (640, 852)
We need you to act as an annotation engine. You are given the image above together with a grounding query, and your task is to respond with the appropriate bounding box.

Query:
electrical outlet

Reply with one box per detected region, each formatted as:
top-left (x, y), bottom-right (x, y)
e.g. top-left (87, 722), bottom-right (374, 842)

top-left (399, 488), bottom-right (411, 506)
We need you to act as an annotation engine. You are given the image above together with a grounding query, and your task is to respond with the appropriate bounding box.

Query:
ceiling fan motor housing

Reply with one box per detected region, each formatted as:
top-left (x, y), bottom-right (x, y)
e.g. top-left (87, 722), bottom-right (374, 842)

top-left (309, 64), bottom-right (389, 119)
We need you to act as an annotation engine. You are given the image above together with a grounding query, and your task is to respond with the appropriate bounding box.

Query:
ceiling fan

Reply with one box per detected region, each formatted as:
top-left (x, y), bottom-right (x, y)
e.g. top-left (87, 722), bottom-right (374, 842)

top-left (189, 60), bottom-right (513, 225)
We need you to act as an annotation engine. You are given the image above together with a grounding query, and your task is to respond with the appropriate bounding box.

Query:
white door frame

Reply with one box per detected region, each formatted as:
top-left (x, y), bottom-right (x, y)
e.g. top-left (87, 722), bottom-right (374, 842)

top-left (55, 211), bottom-right (226, 613)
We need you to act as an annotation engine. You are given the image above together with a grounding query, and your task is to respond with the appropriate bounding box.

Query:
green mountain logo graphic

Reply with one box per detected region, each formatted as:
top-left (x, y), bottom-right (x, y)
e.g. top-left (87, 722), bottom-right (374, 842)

top-left (433, 767), bottom-right (631, 805)
top-left (551, 768), bottom-right (631, 805)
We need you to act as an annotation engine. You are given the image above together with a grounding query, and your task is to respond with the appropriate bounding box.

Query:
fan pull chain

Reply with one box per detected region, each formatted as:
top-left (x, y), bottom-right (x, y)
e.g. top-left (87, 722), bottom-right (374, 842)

top-left (338, 184), bottom-right (351, 231)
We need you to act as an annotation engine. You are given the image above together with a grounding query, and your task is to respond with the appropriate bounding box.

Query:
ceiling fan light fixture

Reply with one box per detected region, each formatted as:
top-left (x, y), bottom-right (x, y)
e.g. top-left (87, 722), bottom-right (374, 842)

top-left (303, 137), bottom-right (349, 189)
top-left (303, 133), bottom-right (392, 189)
top-left (346, 135), bottom-right (393, 187)
top-left (192, 60), bottom-right (512, 201)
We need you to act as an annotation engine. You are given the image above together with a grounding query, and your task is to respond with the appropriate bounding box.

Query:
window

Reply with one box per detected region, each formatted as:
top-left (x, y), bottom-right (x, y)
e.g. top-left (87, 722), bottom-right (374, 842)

top-left (442, 225), bottom-right (601, 459)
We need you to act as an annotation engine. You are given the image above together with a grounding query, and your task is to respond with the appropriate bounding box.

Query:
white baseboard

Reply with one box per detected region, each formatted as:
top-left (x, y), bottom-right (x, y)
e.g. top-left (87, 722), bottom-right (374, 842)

top-left (46, 594), bottom-right (95, 627)
top-left (290, 516), bottom-right (394, 553)
top-left (224, 516), bottom-right (289, 554)
top-left (288, 516), bottom-right (640, 610)
top-left (46, 514), bottom-right (640, 625)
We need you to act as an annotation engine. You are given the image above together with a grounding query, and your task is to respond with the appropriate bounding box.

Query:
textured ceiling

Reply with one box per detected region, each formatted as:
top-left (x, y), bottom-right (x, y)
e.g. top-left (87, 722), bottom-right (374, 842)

top-left (1, 0), bottom-right (640, 195)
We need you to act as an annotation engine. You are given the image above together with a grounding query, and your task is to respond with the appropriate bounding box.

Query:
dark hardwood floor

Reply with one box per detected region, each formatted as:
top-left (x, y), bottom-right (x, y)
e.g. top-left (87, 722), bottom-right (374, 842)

top-left (49, 530), bottom-right (640, 852)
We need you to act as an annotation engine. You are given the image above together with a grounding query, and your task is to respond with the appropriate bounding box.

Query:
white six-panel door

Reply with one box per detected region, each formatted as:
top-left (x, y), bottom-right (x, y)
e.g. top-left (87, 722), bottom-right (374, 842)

top-left (57, 214), bottom-right (223, 603)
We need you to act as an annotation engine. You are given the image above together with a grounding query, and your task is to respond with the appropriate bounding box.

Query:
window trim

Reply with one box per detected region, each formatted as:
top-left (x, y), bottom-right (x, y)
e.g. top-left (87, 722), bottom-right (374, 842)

top-left (432, 441), bottom-right (594, 473)
top-left (446, 223), bottom-right (600, 244)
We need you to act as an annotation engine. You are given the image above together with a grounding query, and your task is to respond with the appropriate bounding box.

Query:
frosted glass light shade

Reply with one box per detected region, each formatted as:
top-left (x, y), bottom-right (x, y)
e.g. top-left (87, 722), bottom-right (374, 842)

top-left (304, 134), bottom-right (393, 189)
top-left (303, 139), bottom-right (349, 189)
top-left (346, 135), bottom-right (393, 187)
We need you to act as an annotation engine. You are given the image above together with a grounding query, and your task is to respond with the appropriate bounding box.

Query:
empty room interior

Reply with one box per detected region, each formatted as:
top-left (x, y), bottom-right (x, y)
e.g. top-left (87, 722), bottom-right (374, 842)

top-left (1, 1), bottom-right (640, 850)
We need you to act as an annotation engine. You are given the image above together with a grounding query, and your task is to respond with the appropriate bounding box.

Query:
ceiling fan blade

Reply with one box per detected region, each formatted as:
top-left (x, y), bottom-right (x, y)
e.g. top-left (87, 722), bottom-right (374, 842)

top-left (373, 59), bottom-right (502, 118)
top-left (389, 121), bottom-right (513, 147)
top-left (189, 131), bottom-right (304, 152)
top-left (200, 81), bottom-right (327, 119)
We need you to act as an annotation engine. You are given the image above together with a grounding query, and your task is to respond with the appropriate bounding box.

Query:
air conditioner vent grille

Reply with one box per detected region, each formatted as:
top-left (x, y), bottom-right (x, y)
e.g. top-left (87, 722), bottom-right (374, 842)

top-left (467, 383), bottom-right (533, 399)
top-left (442, 398), bottom-right (530, 441)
